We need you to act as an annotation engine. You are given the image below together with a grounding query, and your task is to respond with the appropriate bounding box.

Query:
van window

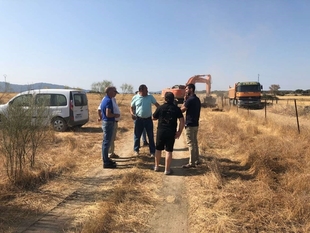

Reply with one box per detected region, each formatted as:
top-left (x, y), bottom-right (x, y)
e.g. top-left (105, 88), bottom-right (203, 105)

top-left (11, 94), bottom-right (33, 106)
top-left (74, 94), bottom-right (87, 106)
top-left (36, 94), bottom-right (67, 106)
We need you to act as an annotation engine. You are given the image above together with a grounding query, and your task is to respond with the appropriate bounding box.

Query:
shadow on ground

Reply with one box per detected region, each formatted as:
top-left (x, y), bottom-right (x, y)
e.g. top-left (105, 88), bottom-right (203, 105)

top-left (204, 155), bottom-right (255, 181)
top-left (69, 126), bottom-right (130, 133)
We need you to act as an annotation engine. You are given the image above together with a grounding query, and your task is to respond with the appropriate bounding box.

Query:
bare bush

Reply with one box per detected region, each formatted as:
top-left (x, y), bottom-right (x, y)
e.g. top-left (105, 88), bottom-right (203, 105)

top-left (0, 99), bottom-right (53, 186)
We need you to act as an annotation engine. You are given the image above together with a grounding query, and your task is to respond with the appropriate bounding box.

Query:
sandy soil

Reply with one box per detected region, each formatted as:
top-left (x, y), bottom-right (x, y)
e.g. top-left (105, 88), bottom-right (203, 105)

top-left (11, 128), bottom-right (190, 233)
top-left (147, 134), bottom-right (189, 233)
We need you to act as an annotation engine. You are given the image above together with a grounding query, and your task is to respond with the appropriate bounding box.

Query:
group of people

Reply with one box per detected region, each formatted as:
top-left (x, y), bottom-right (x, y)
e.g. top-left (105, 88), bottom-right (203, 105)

top-left (98, 83), bottom-right (201, 174)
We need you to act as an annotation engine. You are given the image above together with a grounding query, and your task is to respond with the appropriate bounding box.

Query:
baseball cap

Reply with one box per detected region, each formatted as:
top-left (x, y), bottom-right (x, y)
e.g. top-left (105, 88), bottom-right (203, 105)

top-left (106, 86), bottom-right (119, 94)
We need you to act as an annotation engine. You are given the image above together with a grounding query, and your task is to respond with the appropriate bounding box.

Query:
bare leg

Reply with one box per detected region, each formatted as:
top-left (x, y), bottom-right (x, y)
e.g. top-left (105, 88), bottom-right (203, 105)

top-left (154, 150), bottom-right (161, 170)
top-left (165, 151), bottom-right (173, 172)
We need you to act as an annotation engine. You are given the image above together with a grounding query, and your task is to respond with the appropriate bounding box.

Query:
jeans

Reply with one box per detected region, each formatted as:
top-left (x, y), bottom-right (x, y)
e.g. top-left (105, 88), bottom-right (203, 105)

top-left (109, 121), bottom-right (118, 155)
top-left (142, 128), bottom-right (147, 143)
top-left (102, 121), bottom-right (115, 165)
top-left (185, 126), bottom-right (199, 165)
top-left (134, 118), bottom-right (155, 154)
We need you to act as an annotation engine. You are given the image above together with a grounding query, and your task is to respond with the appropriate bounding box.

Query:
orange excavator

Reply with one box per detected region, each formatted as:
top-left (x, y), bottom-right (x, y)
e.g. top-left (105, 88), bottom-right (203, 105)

top-left (161, 74), bottom-right (216, 106)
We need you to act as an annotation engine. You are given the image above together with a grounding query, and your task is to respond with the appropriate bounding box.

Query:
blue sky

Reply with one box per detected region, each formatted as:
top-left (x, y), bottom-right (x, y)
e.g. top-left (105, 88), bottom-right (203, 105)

top-left (1, 0), bottom-right (310, 92)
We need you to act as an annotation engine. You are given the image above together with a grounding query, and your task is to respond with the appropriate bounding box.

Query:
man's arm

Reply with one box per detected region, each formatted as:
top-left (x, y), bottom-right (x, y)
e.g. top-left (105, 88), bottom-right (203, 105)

top-left (180, 103), bottom-right (187, 113)
top-left (175, 116), bottom-right (185, 139)
top-left (152, 108), bottom-right (159, 121)
top-left (150, 95), bottom-right (160, 108)
top-left (130, 106), bottom-right (137, 120)
top-left (154, 102), bottom-right (160, 108)
top-left (181, 94), bottom-right (189, 113)
top-left (97, 109), bottom-right (102, 122)
top-left (106, 108), bottom-right (120, 118)
top-left (98, 103), bottom-right (102, 121)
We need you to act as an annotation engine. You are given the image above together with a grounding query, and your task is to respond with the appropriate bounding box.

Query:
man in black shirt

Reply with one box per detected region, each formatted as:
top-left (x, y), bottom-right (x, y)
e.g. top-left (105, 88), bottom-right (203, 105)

top-left (181, 83), bottom-right (201, 168)
top-left (152, 92), bottom-right (184, 175)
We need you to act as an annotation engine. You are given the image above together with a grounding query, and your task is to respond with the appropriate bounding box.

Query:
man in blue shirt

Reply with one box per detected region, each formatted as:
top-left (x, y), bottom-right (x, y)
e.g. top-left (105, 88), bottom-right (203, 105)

top-left (99, 86), bottom-right (120, 168)
top-left (130, 84), bottom-right (159, 157)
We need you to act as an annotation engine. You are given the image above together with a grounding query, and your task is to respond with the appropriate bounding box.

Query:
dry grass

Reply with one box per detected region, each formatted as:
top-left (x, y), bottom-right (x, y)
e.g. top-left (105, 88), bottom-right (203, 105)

top-left (0, 92), bottom-right (163, 232)
top-left (81, 168), bottom-right (161, 233)
top-left (0, 92), bottom-right (15, 104)
top-left (187, 106), bottom-right (310, 232)
top-left (0, 92), bottom-right (309, 232)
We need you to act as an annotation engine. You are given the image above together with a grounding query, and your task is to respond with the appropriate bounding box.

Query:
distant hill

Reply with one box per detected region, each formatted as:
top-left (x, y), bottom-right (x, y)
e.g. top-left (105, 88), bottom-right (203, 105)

top-left (0, 82), bottom-right (88, 93)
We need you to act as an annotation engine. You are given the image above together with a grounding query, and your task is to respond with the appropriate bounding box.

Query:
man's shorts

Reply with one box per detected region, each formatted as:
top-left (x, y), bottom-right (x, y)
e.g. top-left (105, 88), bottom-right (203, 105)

top-left (155, 130), bottom-right (175, 152)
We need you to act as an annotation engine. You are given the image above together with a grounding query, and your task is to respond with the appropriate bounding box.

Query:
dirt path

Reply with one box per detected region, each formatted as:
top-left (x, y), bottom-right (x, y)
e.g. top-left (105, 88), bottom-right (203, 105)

top-left (18, 165), bottom-right (106, 233)
top-left (14, 130), bottom-right (190, 233)
top-left (148, 133), bottom-right (189, 233)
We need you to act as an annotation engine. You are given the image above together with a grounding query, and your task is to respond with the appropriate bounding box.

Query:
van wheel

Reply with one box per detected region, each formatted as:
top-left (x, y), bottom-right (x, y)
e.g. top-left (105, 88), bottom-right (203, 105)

top-left (52, 117), bottom-right (68, 132)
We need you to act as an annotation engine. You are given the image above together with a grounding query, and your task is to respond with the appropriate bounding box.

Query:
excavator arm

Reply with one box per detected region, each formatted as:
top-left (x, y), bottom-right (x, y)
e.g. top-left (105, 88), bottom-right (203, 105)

top-left (186, 74), bottom-right (212, 96)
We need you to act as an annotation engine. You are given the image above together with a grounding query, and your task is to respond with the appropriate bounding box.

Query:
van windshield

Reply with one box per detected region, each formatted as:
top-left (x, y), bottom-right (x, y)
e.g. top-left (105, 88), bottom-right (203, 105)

top-left (236, 85), bottom-right (261, 92)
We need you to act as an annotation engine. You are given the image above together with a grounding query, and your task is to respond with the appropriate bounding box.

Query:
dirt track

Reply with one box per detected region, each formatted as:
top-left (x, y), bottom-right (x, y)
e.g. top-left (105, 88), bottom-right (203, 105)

top-left (14, 130), bottom-right (190, 233)
top-left (147, 133), bottom-right (189, 233)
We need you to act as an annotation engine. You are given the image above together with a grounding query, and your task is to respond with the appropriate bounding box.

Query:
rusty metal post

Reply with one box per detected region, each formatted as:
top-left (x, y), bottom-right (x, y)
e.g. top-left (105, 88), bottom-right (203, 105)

top-left (294, 99), bottom-right (300, 134)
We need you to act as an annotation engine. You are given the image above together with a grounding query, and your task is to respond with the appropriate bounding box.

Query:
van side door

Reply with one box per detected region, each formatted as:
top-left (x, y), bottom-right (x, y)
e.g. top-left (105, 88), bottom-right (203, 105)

top-left (35, 93), bottom-right (68, 126)
top-left (70, 91), bottom-right (89, 123)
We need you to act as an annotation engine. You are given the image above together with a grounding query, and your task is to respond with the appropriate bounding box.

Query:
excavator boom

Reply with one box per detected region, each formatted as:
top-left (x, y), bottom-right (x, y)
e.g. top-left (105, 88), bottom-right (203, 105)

top-left (161, 74), bottom-right (215, 107)
top-left (186, 74), bottom-right (211, 96)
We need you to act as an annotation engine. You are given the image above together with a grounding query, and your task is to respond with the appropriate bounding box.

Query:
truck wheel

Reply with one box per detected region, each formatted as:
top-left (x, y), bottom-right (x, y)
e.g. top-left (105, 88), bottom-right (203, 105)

top-left (52, 117), bottom-right (68, 132)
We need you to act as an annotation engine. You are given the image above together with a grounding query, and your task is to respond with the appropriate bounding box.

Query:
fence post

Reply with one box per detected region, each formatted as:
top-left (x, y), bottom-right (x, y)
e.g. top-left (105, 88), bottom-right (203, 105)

top-left (294, 99), bottom-right (300, 134)
top-left (221, 95), bottom-right (224, 109)
top-left (265, 99), bottom-right (267, 120)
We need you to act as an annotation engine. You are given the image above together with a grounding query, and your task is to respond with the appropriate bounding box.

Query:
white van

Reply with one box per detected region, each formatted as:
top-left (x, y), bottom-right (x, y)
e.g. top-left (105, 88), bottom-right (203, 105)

top-left (0, 89), bottom-right (89, 132)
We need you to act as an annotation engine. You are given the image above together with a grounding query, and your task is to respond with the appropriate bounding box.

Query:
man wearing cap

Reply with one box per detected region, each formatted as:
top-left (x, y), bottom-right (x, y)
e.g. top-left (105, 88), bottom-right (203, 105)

top-left (98, 86), bottom-right (120, 168)
top-left (98, 96), bottom-right (121, 159)
top-left (152, 92), bottom-right (184, 175)
top-left (130, 84), bottom-right (160, 157)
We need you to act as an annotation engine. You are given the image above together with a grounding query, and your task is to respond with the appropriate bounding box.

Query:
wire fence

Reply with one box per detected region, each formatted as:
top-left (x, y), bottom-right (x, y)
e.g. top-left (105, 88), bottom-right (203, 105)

top-left (218, 97), bottom-right (310, 134)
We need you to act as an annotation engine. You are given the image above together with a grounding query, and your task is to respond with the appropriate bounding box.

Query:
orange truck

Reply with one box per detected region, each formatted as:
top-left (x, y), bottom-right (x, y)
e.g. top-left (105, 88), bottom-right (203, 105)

top-left (161, 74), bottom-right (212, 104)
top-left (228, 81), bottom-right (263, 108)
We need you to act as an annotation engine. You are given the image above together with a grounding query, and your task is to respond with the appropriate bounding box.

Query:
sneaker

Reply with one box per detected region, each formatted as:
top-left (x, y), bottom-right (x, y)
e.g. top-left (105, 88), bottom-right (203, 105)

top-left (150, 153), bottom-right (155, 158)
top-left (108, 159), bottom-right (116, 164)
top-left (109, 153), bottom-right (120, 158)
top-left (134, 151), bottom-right (139, 156)
top-left (164, 169), bottom-right (173, 175)
top-left (182, 164), bottom-right (195, 168)
top-left (154, 166), bottom-right (160, 172)
top-left (195, 160), bottom-right (201, 166)
top-left (104, 163), bottom-right (117, 169)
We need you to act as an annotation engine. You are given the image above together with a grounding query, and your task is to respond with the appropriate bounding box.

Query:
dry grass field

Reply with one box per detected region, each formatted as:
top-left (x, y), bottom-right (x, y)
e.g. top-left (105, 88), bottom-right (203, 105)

top-left (0, 92), bottom-right (309, 232)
